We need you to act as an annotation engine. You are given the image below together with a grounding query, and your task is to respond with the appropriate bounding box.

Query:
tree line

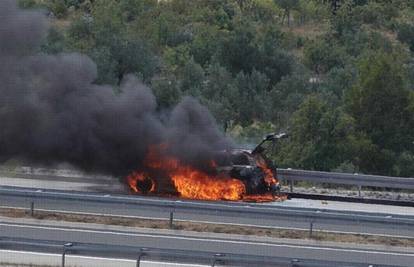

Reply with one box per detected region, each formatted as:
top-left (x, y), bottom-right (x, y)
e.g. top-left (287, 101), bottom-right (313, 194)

top-left (20, 0), bottom-right (414, 177)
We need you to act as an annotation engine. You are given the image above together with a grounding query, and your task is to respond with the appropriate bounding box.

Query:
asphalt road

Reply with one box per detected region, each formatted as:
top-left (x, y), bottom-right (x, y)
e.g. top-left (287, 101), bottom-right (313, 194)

top-left (1, 187), bottom-right (413, 238)
top-left (3, 170), bottom-right (413, 215)
top-left (1, 169), bottom-right (413, 239)
top-left (0, 171), bottom-right (124, 192)
top-left (0, 220), bottom-right (413, 267)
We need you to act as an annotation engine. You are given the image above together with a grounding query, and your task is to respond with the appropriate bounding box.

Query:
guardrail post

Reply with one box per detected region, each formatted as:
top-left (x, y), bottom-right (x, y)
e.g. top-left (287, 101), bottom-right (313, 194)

top-left (309, 221), bottom-right (313, 238)
top-left (136, 253), bottom-right (141, 267)
top-left (169, 211), bottom-right (174, 229)
top-left (136, 248), bottom-right (148, 267)
top-left (211, 253), bottom-right (225, 266)
top-left (62, 243), bottom-right (73, 267)
top-left (169, 203), bottom-right (176, 229)
top-left (290, 180), bottom-right (293, 193)
top-left (358, 185), bottom-right (362, 197)
top-left (61, 249), bottom-right (66, 267)
top-left (291, 259), bottom-right (300, 267)
top-left (30, 201), bottom-right (34, 217)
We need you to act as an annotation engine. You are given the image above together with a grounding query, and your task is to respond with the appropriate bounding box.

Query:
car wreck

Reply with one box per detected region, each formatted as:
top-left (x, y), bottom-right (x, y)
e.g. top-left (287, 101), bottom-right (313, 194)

top-left (215, 133), bottom-right (287, 196)
top-left (126, 133), bottom-right (287, 202)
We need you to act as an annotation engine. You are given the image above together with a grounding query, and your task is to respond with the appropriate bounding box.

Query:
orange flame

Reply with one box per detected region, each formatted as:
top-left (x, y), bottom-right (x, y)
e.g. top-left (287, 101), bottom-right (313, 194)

top-left (127, 144), bottom-right (245, 200)
top-left (126, 144), bottom-right (283, 202)
top-left (255, 156), bottom-right (278, 188)
top-left (171, 172), bottom-right (245, 201)
top-left (126, 171), bottom-right (156, 193)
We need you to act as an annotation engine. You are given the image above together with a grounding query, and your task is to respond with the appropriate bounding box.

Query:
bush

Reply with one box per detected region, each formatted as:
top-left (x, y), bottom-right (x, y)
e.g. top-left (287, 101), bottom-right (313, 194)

top-left (18, 0), bottom-right (38, 8)
top-left (393, 152), bottom-right (414, 177)
top-left (355, 2), bottom-right (398, 28)
top-left (303, 38), bottom-right (346, 74)
top-left (65, 0), bottom-right (85, 8)
top-left (48, 0), bottom-right (68, 18)
top-left (396, 23), bottom-right (414, 52)
top-left (332, 161), bottom-right (357, 173)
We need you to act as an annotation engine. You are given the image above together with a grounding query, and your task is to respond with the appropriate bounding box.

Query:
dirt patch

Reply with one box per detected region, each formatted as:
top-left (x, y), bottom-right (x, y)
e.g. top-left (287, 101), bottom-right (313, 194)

top-left (282, 23), bottom-right (329, 39)
top-left (1, 207), bottom-right (413, 248)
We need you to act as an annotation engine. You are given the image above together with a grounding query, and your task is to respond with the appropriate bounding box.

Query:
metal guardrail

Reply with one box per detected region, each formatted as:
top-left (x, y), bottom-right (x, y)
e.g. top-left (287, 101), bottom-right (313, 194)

top-left (1, 187), bottom-right (413, 222)
top-left (0, 238), bottom-right (400, 267)
top-left (277, 168), bottom-right (414, 190)
top-left (1, 187), bottom-right (413, 237)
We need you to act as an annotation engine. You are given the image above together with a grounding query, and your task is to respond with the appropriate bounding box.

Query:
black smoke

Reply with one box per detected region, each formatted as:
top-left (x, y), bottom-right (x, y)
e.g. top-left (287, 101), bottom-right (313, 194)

top-left (0, 0), bottom-right (232, 177)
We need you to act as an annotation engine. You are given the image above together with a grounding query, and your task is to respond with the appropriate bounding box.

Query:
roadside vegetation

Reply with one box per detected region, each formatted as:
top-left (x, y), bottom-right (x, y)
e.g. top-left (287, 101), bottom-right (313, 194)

top-left (18, 0), bottom-right (414, 177)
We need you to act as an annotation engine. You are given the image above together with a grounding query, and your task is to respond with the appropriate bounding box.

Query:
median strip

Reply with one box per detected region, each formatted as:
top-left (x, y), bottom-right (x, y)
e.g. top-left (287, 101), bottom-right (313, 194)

top-left (0, 207), bottom-right (412, 247)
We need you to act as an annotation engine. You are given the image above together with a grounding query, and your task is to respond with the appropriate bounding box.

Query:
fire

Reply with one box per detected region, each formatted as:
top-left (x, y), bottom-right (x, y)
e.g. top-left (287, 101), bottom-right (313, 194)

top-left (126, 171), bottom-right (156, 193)
top-left (127, 144), bottom-right (246, 200)
top-left (255, 156), bottom-right (278, 188)
top-left (126, 144), bottom-right (284, 202)
top-left (171, 173), bottom-right (245, 201)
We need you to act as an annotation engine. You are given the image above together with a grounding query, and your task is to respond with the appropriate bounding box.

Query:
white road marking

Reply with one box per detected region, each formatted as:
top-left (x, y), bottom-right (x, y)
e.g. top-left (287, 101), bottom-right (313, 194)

top-left (1, 205), bottom-right (413, 239)
top-left (2, 186), bottom-right (414, 221)
top-left (1, 222), bottom-right (413, 257)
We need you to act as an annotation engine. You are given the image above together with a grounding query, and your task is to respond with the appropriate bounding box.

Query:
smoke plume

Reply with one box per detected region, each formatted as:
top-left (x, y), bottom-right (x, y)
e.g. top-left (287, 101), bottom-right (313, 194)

top-left (0, 0), bottom-right (232, 177)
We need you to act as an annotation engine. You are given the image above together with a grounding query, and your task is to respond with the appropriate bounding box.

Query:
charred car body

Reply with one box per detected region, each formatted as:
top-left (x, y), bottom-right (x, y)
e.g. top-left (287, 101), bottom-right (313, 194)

top-left (216, 133), bottom-right (287, 195)
top-left (126, 133), bottom-right (287, 200)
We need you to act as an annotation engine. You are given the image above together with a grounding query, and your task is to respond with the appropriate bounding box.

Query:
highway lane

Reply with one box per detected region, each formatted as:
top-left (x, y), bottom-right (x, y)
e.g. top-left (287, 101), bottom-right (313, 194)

top-left (0, 171), bottom-right (125, 192)
top-left (0, 220), bottom-right (413, 267)
top-left (1, 187), bottom-right (413, 238)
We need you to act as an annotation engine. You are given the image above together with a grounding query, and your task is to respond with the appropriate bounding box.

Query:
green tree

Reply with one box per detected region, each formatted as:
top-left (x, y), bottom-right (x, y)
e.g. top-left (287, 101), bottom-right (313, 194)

top-left (218, 22), bottom-right (293, 84)
top-left (200, 62), bottom-right (238, 126)
top-left (270, 70), bottom-right (312, 116)
top-left (41, 27), bottom-right (66, 54)
top-left (179, 58), bottom-right (205, 94)
top-left (276, 95), bottom-right (355, 170)
top-left (330, 0), bottom-right (361, 36)
top-left (118, 0), bottom-right (157, 22)
top-left (190, 25), bottom-right (223, 66)
top-left (18, 0), bottom-right (38, 8)
top-left (319, 65), bottom-right (357, 97)
top-left (65, 0), bottom-right (159, 84)
top-left (151, 75), bottom-right (182, 108)
top-left (396, 23), bottom-right (414, 52)
top-left (66, 15), bottom-right (94, 51)
top-left (345, 132), bottom-right (395, 175)
top-left (47, 0), bottom-right (68, 18)
top-left (218, 22), bottom-right (257, 75)
top-left (233, 70), bottom-right (271, 124)
top-left (346, 52), bottom-right (413, 153)
top-left (274, 0), bottom-right (300, 26)
top-left (303, 38), bottom-right (346, 74)
top-left (393, 151), bottom-right (414, 177)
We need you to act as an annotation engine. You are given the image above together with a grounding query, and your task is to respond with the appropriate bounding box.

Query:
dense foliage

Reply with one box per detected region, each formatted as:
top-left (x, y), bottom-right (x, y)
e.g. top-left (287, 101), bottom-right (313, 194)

top-left (20, 0), bottom-right (414, 177)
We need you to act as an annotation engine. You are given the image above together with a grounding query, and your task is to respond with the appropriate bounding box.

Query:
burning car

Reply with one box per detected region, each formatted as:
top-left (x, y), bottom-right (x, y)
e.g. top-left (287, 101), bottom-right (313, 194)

top-left (126, 133), bottom-right (287, 202)
top-left (215, 133), bottom-right (288, 195)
